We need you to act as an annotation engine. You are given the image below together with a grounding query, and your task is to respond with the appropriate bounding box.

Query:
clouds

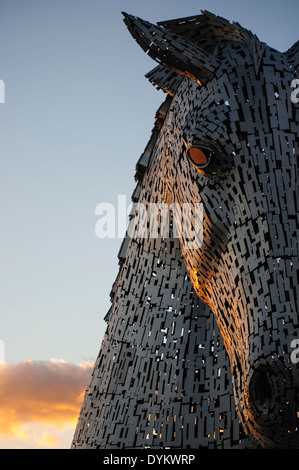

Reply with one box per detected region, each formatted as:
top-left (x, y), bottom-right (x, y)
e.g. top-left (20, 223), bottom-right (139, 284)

top-left (0, 359), bottom-right (93, 448)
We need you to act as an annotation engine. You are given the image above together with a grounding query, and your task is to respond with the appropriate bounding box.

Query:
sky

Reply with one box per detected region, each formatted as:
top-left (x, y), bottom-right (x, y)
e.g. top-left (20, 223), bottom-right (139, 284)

top-left (0, 0), bottom-right (298, 449)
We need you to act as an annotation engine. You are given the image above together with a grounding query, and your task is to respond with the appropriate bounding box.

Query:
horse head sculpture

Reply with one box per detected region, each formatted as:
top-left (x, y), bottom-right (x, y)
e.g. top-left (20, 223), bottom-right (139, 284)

top-left (122, 11), bottom-right (299, 447)
top-left (72, 11), bottom-right (299, 450)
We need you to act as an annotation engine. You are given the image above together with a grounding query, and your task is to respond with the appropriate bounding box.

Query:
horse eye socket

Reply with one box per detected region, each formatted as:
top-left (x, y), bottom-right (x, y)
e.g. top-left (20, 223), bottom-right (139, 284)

top-left (186, 145), bottom-right (213, 169)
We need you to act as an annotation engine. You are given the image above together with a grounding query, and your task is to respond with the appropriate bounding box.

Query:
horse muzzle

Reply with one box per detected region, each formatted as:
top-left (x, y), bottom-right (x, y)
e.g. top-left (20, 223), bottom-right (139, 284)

top-left (245, 358), bottom-right (299, 448)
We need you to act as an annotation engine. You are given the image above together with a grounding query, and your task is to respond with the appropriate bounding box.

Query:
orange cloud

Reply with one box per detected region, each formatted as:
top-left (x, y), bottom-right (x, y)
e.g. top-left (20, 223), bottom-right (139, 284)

top-left (0, 359), bottom-right (93, 448)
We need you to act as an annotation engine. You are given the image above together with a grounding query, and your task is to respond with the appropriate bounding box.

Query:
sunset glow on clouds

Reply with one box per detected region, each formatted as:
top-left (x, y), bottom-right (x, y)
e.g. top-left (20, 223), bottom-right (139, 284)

top-left (0, 359), bottom-right (93, 448)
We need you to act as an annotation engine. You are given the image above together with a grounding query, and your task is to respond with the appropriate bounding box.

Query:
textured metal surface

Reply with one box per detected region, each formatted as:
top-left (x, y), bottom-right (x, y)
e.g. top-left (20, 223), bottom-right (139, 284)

top-left (72, 11), bottom-right (299, 449)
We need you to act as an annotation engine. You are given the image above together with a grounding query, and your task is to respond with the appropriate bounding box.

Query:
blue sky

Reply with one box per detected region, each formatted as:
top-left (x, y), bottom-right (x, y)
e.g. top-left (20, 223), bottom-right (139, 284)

top-left (0, 0), bottom-right (298, 367)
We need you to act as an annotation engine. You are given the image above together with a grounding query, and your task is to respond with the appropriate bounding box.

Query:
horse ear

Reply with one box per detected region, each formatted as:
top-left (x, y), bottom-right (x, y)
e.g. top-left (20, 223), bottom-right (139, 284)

top-left (285, 40), bottom-right (299, 71)
top-left (200, 11), bottom-right (266, 75)
top-left (122, 12), bottom-right (219, 86)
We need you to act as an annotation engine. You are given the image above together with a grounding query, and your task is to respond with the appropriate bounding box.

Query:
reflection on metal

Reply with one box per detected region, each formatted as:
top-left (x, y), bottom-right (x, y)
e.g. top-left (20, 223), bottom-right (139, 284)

top-left (72, 11), bottom-right (299, 449)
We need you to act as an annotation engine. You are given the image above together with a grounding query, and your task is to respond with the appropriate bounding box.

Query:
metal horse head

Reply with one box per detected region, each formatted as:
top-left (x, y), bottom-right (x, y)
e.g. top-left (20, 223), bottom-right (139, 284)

top-left (123, 11), bottom-right (299, 448)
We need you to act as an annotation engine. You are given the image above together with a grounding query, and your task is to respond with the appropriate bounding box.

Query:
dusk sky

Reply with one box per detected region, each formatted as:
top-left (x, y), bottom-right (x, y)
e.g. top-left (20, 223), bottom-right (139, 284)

top-left (0, 0), bottom-right (298, 449)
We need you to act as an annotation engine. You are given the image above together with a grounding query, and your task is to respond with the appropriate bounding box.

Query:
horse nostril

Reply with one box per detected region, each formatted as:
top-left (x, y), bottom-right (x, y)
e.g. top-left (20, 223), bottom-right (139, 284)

top-left (249, 366), bottom-right (274, 417)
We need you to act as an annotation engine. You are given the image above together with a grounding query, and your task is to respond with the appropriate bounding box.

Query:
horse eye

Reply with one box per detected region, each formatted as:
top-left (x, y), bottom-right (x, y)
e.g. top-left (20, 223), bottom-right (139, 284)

top-left (186, 145), bottom-right (213, 169)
